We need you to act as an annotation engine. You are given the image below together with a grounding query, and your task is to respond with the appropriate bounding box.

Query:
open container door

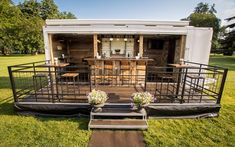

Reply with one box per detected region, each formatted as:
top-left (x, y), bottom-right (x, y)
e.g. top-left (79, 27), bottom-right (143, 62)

top-left (185, 27), bottom-right (213, 64)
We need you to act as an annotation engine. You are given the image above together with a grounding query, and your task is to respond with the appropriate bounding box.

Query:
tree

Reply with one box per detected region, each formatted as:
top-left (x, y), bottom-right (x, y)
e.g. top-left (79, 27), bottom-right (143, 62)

top-left (18, 0), bottom-right (41, 18)
top-left (0, 0), bottom-right (24, 54)
top-left (185, 2), bottom-right (221, 50)
top-left (0, 0), bottom-right (76, 55)
top-left (59, 11), bottom-right (76, 19)
top-left (220, 16), bottom-right (235, 55)
top-left (40, 0), bottom-right (60, 20)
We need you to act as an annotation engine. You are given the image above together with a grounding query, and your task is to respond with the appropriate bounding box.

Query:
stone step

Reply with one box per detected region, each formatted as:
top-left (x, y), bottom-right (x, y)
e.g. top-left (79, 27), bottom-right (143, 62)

top-left (88, 119), bottom-right (148, 130)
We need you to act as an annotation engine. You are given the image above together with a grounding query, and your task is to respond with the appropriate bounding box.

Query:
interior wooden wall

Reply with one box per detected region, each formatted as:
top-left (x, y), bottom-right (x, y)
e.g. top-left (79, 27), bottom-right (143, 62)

top-left (52, 35), bottom-right (93, 65)
top-left (143, 35), bottom-right (182, 66)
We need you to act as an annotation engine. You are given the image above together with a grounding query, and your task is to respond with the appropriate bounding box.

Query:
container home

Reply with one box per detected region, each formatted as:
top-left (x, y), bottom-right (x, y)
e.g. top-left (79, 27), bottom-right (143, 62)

top-left (8, 19), bottom-right (227, 129)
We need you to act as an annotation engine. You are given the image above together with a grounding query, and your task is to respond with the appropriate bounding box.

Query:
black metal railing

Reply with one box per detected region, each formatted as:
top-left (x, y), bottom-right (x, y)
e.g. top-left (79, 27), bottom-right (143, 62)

top-left (8, 60), bottom-right (228, 104)
top-left (8, 61), bottom-right (91, 103)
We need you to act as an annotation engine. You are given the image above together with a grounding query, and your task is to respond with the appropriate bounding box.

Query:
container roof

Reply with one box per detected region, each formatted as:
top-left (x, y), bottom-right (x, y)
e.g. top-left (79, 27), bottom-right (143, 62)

top-left (45, 19), bottom-right (189, 27)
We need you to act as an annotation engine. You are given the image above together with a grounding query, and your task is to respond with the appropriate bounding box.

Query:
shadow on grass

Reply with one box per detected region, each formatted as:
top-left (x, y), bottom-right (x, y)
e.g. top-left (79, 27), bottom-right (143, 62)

top-left (0, 95), bottom-right (13, 103)
top-left (0, 77), bottom-right (11, 89)
top-left (0, 102), bottom-right (15, 115)
top-left (0, 101), bottom-right (90, 130)
top-left (209, 55), bottom-right (235, 71)
top-left (0, 54), bottom-right (40, 57)
top-left (37, 117), bottom-right (90, 130)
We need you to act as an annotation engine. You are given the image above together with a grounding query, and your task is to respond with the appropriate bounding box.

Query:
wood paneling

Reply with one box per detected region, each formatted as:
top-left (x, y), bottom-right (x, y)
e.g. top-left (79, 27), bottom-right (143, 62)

top-left (93, 34), bottom-right (98, 57)
top-left (139, 35), bottom-right (144, 56)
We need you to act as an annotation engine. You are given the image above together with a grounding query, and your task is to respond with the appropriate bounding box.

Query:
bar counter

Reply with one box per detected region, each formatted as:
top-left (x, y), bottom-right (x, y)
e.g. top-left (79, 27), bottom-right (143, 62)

top-left (84, 57), bottom-right (153, 62)
top-left (84, 57), bottom-right (154, 85)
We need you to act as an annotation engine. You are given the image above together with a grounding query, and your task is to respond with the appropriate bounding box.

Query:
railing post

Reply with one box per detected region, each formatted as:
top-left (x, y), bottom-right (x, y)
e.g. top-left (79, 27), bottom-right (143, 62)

top-left (144, 62), bottom-right (148, 91)
top-left (8, 66), bottom-right (18, 102)
top-left (48, 66), bottom-right (55, 103)
top-left (217, 68), bottom-right (228, 104)
top-left (180, 68), bottom-right (188, 104)
top-left (89, 65), bottom-right (92, 92)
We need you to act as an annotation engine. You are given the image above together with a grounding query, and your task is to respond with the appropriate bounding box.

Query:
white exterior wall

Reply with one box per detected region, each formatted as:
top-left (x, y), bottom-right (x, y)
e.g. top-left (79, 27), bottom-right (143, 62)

top-left (43, 26), bottom-right (50, 61)
top-left (185, 27), bottom-right (213, 64)
top-left (43, 19), bottom-right (213, 64)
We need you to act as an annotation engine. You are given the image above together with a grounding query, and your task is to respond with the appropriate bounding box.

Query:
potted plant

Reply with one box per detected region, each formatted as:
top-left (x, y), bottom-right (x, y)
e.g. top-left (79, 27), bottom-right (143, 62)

top-left (132, 92), bottom-right (154, 112)
top-left (87, 89), bottom-right (108, 112)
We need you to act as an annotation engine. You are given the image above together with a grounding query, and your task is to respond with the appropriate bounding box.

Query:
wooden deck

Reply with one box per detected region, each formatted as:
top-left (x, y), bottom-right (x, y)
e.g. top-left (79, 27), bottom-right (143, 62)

top-left (88, 130), bottom-right (146, 147)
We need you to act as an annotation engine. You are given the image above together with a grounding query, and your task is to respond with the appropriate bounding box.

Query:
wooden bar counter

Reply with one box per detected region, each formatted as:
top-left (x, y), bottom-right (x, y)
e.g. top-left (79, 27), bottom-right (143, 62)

top-left (84, 57), bottom-right (153, 85)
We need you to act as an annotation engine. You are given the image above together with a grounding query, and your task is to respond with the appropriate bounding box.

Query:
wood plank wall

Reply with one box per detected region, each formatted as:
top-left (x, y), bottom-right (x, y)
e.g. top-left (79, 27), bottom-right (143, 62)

top-left (52, 35), bottom-right (93, 65)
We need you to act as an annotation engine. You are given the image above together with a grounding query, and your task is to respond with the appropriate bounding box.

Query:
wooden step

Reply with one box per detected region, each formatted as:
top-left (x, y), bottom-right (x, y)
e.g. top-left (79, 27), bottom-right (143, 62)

top-left (89, 119), bottom-right (148, 130)
top-left (91, 108), bottom-right (146, 117)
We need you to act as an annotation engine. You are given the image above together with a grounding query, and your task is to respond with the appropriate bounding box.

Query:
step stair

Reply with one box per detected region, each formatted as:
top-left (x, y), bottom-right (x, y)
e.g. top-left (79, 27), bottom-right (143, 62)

top-left (88, 107), bottom-right (148, 130)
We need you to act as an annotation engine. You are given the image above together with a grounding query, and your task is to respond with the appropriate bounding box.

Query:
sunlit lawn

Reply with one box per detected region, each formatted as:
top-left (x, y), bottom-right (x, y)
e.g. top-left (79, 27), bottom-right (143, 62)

top-left (0, 55), bottom-right (91, 147)
top-left (144, 54), bottom-right (235, 147)
top-left (0, 54), bottom-right (234, 146)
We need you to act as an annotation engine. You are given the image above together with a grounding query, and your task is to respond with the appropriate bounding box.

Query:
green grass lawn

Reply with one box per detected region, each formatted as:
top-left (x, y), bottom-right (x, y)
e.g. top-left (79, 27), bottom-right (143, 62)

top-left (144, 55), bottom-right (235, 147)
top-left (0, 54), bottom-right (234, 146)
top-left (0, 55), bottom-right (91, 147)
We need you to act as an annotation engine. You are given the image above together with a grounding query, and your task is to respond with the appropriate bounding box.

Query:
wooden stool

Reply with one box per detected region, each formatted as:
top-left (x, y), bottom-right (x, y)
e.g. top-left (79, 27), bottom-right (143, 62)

top-left (33, 74), bottom-right (49, 101)
top-left (61, 73), bottom-right (79, 100)
top-left (91, 64), bottom-right (102, 85)
top-left (120, 61), bottom-right (132, 85)
top-left (104, 61), bottom-right (114, 84)
top-left (186, 75), bottom-right (205, 102)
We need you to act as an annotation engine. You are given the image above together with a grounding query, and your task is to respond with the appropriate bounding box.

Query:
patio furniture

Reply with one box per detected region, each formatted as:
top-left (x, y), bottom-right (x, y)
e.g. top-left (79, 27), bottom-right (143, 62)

top-left (135, 61), bottom-right (146, 84)
top-left (104, 60), bottom-right (114, 84)
top-left (91, 61), bottom-right (102, 85)
top-left (61, 73), bottom-right (79, 100)
top-left (120, 60), bottom-right (132, 85)
top-left (168, 64), bottom-right (192, 103)
top-left (33, 73), bottom-right (49, 101)
top-left (185, 75), bottom-right (205, 102)
top-left (155, 73), bottom-right (176, 102)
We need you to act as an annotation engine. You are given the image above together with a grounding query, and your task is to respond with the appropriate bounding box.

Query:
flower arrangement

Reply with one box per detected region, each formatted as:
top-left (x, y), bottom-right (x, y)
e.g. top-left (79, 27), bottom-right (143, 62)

top-left (132, 92), bottom-right (154, 108)
top-left (87, 89), bottom-right (108, 105)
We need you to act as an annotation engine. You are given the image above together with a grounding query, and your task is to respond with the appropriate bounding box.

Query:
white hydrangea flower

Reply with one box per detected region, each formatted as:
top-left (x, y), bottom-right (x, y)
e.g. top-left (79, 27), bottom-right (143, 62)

top-left (87, 89), bottom-right (108, 105)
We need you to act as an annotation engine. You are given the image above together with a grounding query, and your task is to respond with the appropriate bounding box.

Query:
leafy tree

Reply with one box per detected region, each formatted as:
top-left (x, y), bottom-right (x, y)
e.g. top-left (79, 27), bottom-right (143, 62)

top-left (0, 0), bottom-right (76, 55)
top-left (185, 2), bottom-right (221, 50)
top-left (59, 11), bottom-right (76, 19)
top-left (18, 0), bottom-right (41, 18)
top-left (0, 0), bottom-right (24, 54)
top-left (40, 0), bottom-right (60, 20)
top-left (220, 16), bottom-right (235, 55)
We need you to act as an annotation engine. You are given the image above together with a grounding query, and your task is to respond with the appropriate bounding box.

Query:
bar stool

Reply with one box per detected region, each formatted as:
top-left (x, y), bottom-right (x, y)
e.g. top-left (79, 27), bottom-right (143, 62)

top-left (136, 61), bottom-right (146, 85)
top-left (104, 60), bottom-right (114, 85)
top-left (91, 61), bottom-right (102, 85)
top-left (185, 74), bottom-right (205, 102)
top-left (155, 73), bottom-right (175, 102)
top-left (61, 73), bottom-right (79, 101)
top-left (33, 74), bottom-right (49, 101)
top-left (120, 60), bottom-right (132, 86)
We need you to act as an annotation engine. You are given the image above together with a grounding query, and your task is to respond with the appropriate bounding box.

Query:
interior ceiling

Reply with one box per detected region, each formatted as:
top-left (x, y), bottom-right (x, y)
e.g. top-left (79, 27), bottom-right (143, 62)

top-left (143, 35), bottom-right (181, 39)
top-left (54, 34), bottom-right (93, 41)
top-left (53, 34), bottom-right (181, 41)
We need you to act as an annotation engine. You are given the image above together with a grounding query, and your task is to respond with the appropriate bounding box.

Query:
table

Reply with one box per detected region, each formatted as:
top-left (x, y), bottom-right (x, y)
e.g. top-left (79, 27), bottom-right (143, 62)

top-left (37, 63), bottom-right (69, 68)
top-left (61, 73), bottom-right (80, 99)
top-left (37, 63), bottom-right (70, 102)
top-left (168, 64), bottom-right (192, 102)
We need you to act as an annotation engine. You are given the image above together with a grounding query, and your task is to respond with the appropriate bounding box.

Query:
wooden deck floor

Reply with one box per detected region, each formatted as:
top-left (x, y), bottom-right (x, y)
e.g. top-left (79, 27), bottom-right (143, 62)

top-left (88, 130), bottom-right (146, 147)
